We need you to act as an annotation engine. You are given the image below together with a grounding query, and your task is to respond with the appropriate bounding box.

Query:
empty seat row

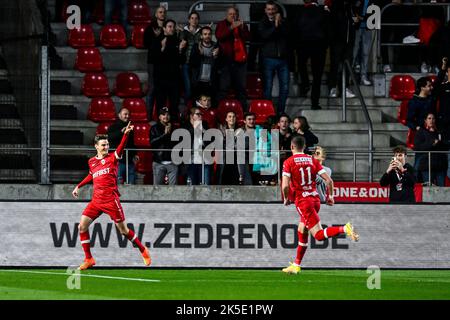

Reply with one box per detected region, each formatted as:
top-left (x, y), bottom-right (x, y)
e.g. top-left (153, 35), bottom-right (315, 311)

top-left (62, 0), bottom-right (151, 25)
top-left (82, 72), bottom-right (145, 97)
top-left (68, 23), bottom-right (149, 49)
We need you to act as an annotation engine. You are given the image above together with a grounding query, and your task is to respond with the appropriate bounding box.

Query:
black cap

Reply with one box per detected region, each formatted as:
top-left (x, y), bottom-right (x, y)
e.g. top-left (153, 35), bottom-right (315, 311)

top-left (158, 107), bottom-right (169, 115)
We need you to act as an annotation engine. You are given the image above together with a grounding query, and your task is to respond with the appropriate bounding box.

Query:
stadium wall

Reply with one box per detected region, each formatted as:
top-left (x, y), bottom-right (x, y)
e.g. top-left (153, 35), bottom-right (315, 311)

top-left (0, 202), bottom-right (449, 268)
top-left (0, 184), bottom-right (450, 202)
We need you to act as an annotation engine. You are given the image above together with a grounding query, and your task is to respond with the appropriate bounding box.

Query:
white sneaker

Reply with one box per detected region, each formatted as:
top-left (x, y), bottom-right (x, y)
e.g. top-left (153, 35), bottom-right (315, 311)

top-left (383, 64), bottom-right (392, 73)
top-left (354, 64), bottom-right (361, 73)
top-left (329, 88), bottom-right (337, 98)
top-left (420, 62), bottom-right (430, 74)
top-left (360, 76), bottom-right (372, 86)
top-left (345, 88), bottom-right (356, 98)
top-left (403, 35), bottom-right (421, 44)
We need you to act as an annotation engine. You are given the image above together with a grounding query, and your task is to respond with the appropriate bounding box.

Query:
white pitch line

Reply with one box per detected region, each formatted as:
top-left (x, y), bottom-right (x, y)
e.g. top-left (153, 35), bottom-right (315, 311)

top-left (0, 269), bottom-right (160, 283)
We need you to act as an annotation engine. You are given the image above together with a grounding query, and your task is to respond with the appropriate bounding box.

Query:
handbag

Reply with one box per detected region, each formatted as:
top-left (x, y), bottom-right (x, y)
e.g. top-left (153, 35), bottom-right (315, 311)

top-left (233, 27), bottom-right (247, 63)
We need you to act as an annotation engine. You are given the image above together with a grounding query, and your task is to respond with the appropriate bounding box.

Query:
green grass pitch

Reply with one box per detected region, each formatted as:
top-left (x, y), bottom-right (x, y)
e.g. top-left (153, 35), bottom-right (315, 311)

top-left (0, 269), bottom-right (449, 300)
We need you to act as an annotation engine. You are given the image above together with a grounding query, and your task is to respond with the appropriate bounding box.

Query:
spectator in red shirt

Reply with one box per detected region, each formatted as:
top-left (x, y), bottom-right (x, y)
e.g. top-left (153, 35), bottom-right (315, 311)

top-left (215, 6), bottom-right (251, 111)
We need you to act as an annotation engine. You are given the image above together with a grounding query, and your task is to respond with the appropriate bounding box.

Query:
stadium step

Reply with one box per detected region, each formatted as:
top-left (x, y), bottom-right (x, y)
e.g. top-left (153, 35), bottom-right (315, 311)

top-left (51, 104), bottom-right (78, 120)
top-left (0, 128), bottom-right (27, 144)
top-left (0, 104), bottom-right (20, 119)
top-left (298, 109), bottom-right (383, 124)
top-left (50, 130), bottom-right (84, 145)
top-left (51, 120), bottom-right (97, 145)
top-left (51, 70), bottom-right (148, 96)
top-left (51, 79), bottom-right (72, 95)
top-left (0, 79), bottom-right (13, 94)
top-left (55, 46), bottom-right (147, 72)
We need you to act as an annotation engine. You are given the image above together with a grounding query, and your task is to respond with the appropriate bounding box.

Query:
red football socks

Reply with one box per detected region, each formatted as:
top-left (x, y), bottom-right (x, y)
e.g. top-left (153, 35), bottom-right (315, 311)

top-left (294, 231), bottom-right (309, 265)
top-left (313, 226), bottom-right (345, 241)
top-left (79, 231), bottom-right (92, 259)
top-left (126, 229), bottom-right (146, 253)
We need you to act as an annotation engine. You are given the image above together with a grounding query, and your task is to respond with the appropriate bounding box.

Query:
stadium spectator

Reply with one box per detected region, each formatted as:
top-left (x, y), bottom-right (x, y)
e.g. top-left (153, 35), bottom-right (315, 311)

top-left (105, 0), bottom-right (127, 31)
top-left (215, 6), bottom-right (251, 112)
top-left (406, 77), bottom-right (434, 132)
top-left (406, 76), bottom-right (434, 180)
top-left (413, 113), bottom-right (448, 186)
top-left (313, 146), bottom-right (333, 203)
top-left (189, 26), bottom-right (220, 102)
top-left (292, 116), bottom-right (319, 154)
top-left (218, 111), bottom-right (244, 185)
top-left (278, 113), bottom-right (293, 170)
top-left (196, 94), bottom-right (218, 129)
top-left (253, 115), bottom-right (278, 185)
top-left (294, 0), bottom-right (329, 110)
top-left (143, 6), bottom-right (167, 117)
top-left (184, 107), bottom-right (212, 185)
top-left (179, 11), bottom-right (202, 104)
top-left (258, 0), bottom-right (290, 114)
top-left (432, 57), bottom-right (450, 179)
top-left (353, 0), bottom-right (376, 85)
top-left (239, 112), bottom-right (258, 185)
top-left (151, 19), bottom-right (187, 123)
top-left (150, 107), bottom-right (178, 185)
top-left (380, 145), bottom-right (416, 203)
top-left (107, 107), bottom-right (138, 185)
top-left (328, 0), bottom-right (356, 98)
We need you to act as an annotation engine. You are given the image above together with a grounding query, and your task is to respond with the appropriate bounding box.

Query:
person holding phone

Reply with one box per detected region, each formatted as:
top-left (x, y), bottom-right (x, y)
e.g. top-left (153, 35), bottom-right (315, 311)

top-left (380, 145), bottom-right (416, 203)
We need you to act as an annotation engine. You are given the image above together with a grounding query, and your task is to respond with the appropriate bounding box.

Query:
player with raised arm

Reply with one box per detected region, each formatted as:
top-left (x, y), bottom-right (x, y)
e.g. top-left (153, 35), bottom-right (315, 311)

top-left (72, 121), bottom-right (151, 270)
top-left (281, 135), bottom-right (359, 274)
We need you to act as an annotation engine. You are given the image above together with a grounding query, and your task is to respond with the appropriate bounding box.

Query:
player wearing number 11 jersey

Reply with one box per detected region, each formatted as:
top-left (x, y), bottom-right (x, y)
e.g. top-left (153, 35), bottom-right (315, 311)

top-left (281, 135), bottom-right (359, 274)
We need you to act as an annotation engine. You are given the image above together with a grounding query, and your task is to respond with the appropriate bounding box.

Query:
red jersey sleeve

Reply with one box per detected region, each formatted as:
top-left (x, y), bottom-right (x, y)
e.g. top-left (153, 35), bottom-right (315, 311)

top-left (114, 132), bottom-right (129, 161)
top-left (282, 157), bottom-right (292, 177)
top-left (77, 174), bottom-right (93, 188)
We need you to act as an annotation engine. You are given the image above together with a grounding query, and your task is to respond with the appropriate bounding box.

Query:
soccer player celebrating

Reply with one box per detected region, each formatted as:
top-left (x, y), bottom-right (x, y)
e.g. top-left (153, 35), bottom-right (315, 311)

top-left (72, 122), bottom-right (151, 270)
top-left (281, 135), bottom-right (359, 274)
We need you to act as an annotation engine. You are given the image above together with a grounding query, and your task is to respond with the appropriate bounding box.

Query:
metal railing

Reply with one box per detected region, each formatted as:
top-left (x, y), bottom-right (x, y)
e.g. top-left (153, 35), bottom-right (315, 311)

top-left (377, 2), bottom-right (450, 71)
top-left (342, 59), bottom-right (374, 182)
top-left (24, 146), bottom-right (447, 187)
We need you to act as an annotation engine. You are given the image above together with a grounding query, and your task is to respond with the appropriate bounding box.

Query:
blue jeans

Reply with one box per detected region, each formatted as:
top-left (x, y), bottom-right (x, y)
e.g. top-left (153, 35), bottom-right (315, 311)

top-left (421, 171), bottom-right (446, 186)
top-left (182, 64), bottom-right (192, 103)
top-left (118, 161), bottom-right (136, 184)
top-left (262, 58), bottom-right (289, 115)
top-left (187, 164), bottom-right (212, 185)
top-left (353, 29), bottom-right (374, 78)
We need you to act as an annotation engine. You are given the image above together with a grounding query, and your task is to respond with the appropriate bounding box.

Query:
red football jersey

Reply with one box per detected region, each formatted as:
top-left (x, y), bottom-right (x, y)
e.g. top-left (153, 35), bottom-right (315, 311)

top-left (88, 151), bottom-right (121, 200)
top-left (282, 153), bottom-right (326, 201)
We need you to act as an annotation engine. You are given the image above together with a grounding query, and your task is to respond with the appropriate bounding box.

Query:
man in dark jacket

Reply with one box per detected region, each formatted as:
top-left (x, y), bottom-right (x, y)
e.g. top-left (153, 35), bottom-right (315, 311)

top-left (215, 6), bottom-right (251, 111)
top-left (258, 0), bottom-right (290, 114)
top-left (150, 107), bottom-right (178, 185)
top-left (380, 145), bottom-right (416, 203)
top-left (294, 0), bottom-right (329, 109)
top-left (406, 77), bottom-right (434, 131)
top-left (107, 107), bottom-right (138, 184)
top-left (151, 19), bottom-right (186, 123)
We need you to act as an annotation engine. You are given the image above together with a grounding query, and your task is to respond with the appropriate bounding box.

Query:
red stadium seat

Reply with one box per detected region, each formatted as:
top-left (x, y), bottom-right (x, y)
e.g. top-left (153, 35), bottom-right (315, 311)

top-left (122, 98), bottom-right (148, 121)
top-left (136, 151), bottom-right (153, 174)
top-left (131, 24), bottom-right (150, 48)
top-left (217, 99), bottom-right (244, 126)
top-left (406, 128), bottom-right (416, 149)
top-left (128, 1), bottom-right (152, 24)
top-left (88, 98), bottom-right (117, 122)
top-left (68, 24), bottom-right (95, 48)
top-left (389, 75), bottom-right (416, 101)
top-left (82, 73), bottom-right (110, 97)
top-left (100, 24), bottom-right (128, 48)
top-left (134, 122), bottom-right (151, 147)
top-left (74, 48), bottom-right (103, 72)
top-left (397, 100), bottom-right (409, 126)
top-left (246, 73), bottom-right (264, 99)
top-left (96, 121), bottom-right (114, 135)
top-left (114, 72), bottom-right (143, 98)
top-left (249, 99), bottom-right (276, 125)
